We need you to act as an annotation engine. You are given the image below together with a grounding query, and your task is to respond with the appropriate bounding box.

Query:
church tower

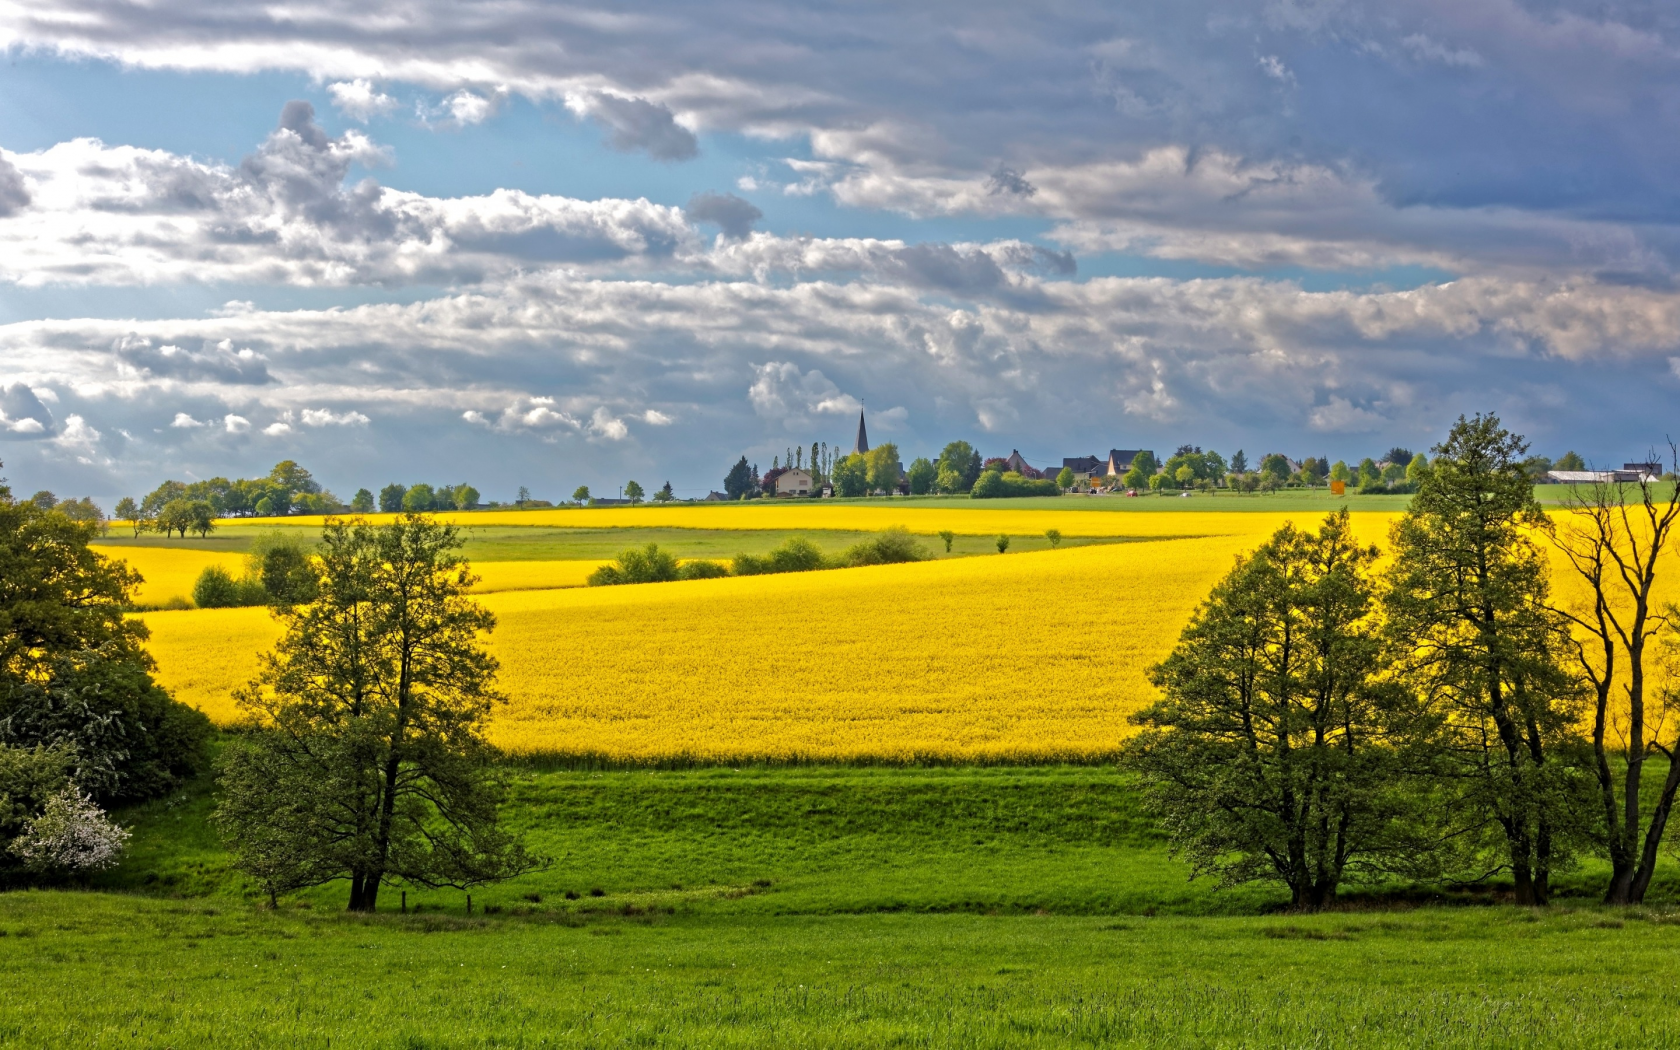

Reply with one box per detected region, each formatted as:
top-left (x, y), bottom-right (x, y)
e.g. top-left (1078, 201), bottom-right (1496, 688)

top-left (852, 408), bottom-right (869, 454)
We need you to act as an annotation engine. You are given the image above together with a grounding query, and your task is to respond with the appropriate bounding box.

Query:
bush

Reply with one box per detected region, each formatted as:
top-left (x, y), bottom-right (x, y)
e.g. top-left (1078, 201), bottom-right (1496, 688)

top-left (735, 537), bottom-right (828, 576)
top-left (192, 565), bottom-right (268, 608)
top-left (970, 470), bottom-right (1060, 499)
top-left (678, 560), bottom-right (730, 580)
top-left (589, 544), bottom-right (683, 586)
top-left (840, 527), bottom-right (926, 566)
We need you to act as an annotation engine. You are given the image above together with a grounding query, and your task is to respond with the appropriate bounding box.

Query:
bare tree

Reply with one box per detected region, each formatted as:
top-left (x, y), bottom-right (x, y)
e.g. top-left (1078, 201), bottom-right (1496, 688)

top-left (1548, 446), bottom-right (1680, 905)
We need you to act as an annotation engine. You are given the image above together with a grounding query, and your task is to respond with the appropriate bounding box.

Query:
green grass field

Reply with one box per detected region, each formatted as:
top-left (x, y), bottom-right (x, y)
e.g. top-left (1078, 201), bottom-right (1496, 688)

top-left (4, 763), bottom-right (1680, 1047)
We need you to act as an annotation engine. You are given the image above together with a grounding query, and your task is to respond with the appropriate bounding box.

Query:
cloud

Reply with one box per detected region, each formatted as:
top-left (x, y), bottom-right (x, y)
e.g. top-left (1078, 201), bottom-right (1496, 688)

top-left (224, 414), bottom-right (251, 433)
top-left (0, 112), bottom-right (701, 287)
top-left (299, 407), bottom-right (370, 426)
top-left (749, 362), bottom-right (861, 422)
top-left (1307, 397), bottom-right (1388, 433)
top-left (0, 153), bottom-right (30, 217)
top-left (684, 191), bottom-right (762, 240)
top-left (116, 338), bottom-right (272, 385)
top-left (263, 422), bottom-right (293, 436)
top-left (171, 412), bottom-right (205, 428)
top-left (0, 383), bottom-right (53, 436)
top-left (328, 79), bottom-right (399, 121)
top-left (588, 406), bottom-right (628, 440)
top-left (642, 409), bottom-right (674, 425)
top-left (571, 93), bottom-right (698, 161)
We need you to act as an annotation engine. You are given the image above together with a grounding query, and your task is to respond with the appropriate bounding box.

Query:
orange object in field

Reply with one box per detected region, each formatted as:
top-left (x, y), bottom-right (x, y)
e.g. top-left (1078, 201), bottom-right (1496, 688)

top-left (1330, 480), bottom-right (1346, 495)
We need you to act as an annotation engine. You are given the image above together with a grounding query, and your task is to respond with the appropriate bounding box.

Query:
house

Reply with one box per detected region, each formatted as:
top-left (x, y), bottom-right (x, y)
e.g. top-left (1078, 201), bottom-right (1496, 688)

top-left (1545, 469), bottom-right (1658, 485)
top-left (1625, 462), bottom-right (1664, 475)
top-left (704, 491), bottom-right (730, 501)
top-left (775, 468), bottom-right (815, 496)
top-left (1004, 450), bottom-right (1041, 478)
top-left (1104, 449), bottom-right (1155, 476)
top-left (820, 481), bottom-right (834, 498)
top-left (1061, 455), bottom-right (1103, 479)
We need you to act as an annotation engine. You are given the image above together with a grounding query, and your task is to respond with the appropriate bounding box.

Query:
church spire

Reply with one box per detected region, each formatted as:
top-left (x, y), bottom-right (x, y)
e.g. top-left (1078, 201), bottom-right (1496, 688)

top-left (852, 406), bottom-right (869, 454)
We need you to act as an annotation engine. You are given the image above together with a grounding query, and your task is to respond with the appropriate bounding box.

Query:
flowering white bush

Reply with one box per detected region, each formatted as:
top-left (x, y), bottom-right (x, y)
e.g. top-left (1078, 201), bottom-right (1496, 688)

top-left (10, 786), bottom-right (130, 873)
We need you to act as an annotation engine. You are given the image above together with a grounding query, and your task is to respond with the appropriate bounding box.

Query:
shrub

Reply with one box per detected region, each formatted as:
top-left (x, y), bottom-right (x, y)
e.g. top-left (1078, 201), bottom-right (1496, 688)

top-left (970, 470), bottom-right (1060, 499)
top-left (735, 537), bottom-right (827, 576)
top-left (996, 535), bottom-right (1010, 553)
top-left (192, 565), bottom-right (268, 608)
top-left (249, 534), bottom-right (319, 605)
top-left (840, 527), bottom-right (926, 566)
top-left (678, 560), bottom-right (730, 580)
top-left (589, 544), bottom-right (683, 586)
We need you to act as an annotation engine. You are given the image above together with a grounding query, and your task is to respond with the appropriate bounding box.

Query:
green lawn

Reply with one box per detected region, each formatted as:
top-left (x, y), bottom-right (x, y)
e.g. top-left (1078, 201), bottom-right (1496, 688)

top-left (7, 763), bottom-right (1680, 1046)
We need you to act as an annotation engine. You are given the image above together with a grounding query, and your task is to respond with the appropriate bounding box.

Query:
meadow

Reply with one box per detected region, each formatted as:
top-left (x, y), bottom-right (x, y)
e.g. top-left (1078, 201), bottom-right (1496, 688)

top-left (5, 763), bottom-right (1679, 1048)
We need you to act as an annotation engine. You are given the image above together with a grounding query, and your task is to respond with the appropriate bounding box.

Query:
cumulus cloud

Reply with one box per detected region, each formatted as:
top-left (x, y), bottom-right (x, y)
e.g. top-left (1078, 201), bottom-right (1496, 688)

top-left (328, 79), bottom-right (399, 121)
top-left (750, 362), bottom-right (861, 421)
top-left (0, 383), bottom-right (53, 436)
top-left (570, 93), bottom-right (697, 161)
top-left (0, 106), bottom-right (700, 288)
top-left (300, 407), bottom-right (370, 426)
top-left (0, 153), bottom-right (31, 217)
top-left (684, 191), bottom-right (762, 240)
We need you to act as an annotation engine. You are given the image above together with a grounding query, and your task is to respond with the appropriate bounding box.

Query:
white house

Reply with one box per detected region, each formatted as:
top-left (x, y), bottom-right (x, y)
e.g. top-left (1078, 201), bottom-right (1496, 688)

top-left (775, 468), bottom-right (815, 496)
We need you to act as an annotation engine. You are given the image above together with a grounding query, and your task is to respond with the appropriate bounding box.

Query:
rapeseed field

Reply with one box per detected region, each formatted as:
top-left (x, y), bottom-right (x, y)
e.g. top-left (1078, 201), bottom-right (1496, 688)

top-left (92, 546), bottom-right (248, 607)
top-left (140, 511), bottom-right (1399, 761)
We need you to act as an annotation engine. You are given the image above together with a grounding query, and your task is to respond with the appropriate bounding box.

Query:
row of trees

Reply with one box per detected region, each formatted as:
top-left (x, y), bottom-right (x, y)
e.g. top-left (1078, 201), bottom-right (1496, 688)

top-left (1126, 415), bottom-right (1680, 908)
top-left (0, 467), bottom-right (213, 882)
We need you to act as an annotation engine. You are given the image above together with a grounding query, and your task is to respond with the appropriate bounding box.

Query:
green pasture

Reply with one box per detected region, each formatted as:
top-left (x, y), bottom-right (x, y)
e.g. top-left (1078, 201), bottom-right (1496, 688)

top-left (0, 763), bottom-right (1676, 1047)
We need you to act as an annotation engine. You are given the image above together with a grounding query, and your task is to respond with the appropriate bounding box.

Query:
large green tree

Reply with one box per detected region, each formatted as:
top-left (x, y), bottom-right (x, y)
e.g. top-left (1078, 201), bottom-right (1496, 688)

top-left (1125, 510), bottom-right (1417, 909)
top-left (935, 441), bottom-right (982, 494)
top-left (1384, 414), bottom-right (1588, 906)
top-left (0, 475), bottom-right (209, 803)
top-left (215, 516), bottom-right (536, 911)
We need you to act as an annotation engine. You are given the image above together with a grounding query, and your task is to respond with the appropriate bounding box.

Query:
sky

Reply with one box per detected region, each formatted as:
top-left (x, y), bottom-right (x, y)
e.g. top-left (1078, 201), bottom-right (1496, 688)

top-left (1, 0), bottom-right (1679, 501)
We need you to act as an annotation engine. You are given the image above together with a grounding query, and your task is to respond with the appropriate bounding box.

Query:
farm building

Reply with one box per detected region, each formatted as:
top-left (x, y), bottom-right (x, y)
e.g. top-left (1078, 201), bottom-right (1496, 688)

top-left (775, 469), bottom-right (815, 496)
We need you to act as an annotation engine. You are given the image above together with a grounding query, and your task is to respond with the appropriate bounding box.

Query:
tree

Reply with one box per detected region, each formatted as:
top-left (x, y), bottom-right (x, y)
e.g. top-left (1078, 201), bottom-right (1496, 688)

top-left (1045, 529), bottom-right (1062, 548)
top-left (215, 516), bottom-right (536, 911)
top-left (1131, 450), bottom-right (1161, 477)
top-left (1330, 461), bottom-right (1352, 484)
top-left (28, 491), bottom-right (56, 510)
top-left (155, 499), bottom-right (214, 539)
top-left (379, 484), bottom-right (406, 513)
top-left (624, 480), bottom-right (645, 503)
top-left (517, 486), bottom-right (531, 505)
top-left (865, 444), bottom-right (901, 494)
top-left (1258, 454), bottom-right (1291, 486)
top-left (938, 529), bottom-right (955, 553)
top-left (1175, 465), bottom-right (1195, 486)
top-left (1057, 467), bottom-right (1075, 490)
top-left (1406, 453), bottom-right (1429, 482)
top-left (452, 485), bottom-right (480, 510)
top-left (907, 457), bottom-right (936, 495)
top-left (1125, 511), bottom-right (1411, 909)
top-left (724, 456), bottom-right (755, 500)
top-left (0, 484), bottom-right (211, 804)
top-left (350, 489), bottom-right (375, 513)
top-left (936, 441), bottom-right (983, 494)
top-left (1121, 465), bottom-right (1147, 490)
top-left (1229, 450), bottom-right (1248, 475)
top-left (1357, 458), bottom-right (1381, 488)
top-left (1548, 449), bottom-right (1680, 904)
top-left (113, 497), bottom-right (141, 535)
top-left (402, 483), bottom-right (436, 512)
top-left (1384, 414), bottom-right (1587, 906)
top-left (572, 486), bottom-right (591, 504)
top-left (1385, 447), bottom-right (1414, 469)
top-left (653, 481), bottom-right (676, 503)
top-left (1556, 451), bottom-right (1586, 471)
top-left (832, 454), bottom-right (869, 497)
top-left (254, 535), bottom-right (319, 607)
top-left (10, 783), bottom-right (130, 875)
top-left (995, 534), bottom-right (1010, 553)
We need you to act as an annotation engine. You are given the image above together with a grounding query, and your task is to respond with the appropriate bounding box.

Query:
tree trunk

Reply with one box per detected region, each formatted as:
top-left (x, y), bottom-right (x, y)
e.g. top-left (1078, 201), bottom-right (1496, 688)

top-left (1628, 759), bottom-right (1680, 903)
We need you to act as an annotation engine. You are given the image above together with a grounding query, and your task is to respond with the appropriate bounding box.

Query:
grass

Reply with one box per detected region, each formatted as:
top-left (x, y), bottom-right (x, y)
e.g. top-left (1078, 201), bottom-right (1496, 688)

top-left (96, 525), bottom-right (1151, 561)
top-left (5, 895), bottom-right (1680, 1048)
top-left (2, 763), bottom-right (1678, 1046)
